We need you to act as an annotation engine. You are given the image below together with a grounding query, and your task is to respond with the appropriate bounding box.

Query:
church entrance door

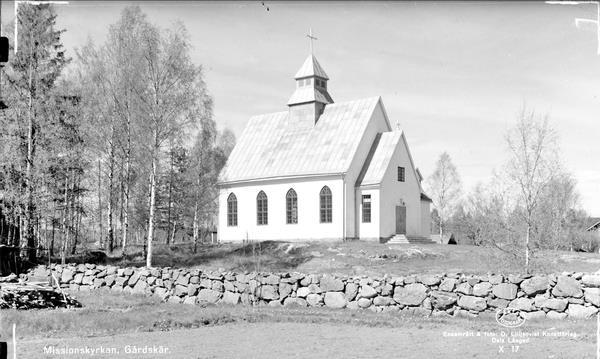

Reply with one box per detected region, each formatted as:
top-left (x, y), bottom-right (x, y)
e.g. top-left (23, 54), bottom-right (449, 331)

top-left (395, 206), bottom-right (406, 234)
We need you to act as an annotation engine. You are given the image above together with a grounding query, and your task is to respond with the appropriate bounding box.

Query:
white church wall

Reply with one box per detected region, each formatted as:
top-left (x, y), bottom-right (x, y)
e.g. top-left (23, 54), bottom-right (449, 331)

top-left (356, 187), bottom-right (380, 240)
top-left (344, 100), bottom-right (391, 239)
top-left (378, 134), bottom-right (423, 238)
top-left (218, 176), bottom-right (344, 242)
top-left (420, 200), bottom-right (431, 237)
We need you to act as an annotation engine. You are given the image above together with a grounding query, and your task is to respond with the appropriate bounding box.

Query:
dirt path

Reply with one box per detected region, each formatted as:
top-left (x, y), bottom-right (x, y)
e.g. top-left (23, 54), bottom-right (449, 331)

top-left (14, 321), bottom-right (594, 359)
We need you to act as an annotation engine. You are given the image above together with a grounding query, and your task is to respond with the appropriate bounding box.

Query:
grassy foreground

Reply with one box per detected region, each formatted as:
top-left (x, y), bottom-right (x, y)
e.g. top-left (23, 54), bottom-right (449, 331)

top-left (0, 291), bottom-right (597, 358)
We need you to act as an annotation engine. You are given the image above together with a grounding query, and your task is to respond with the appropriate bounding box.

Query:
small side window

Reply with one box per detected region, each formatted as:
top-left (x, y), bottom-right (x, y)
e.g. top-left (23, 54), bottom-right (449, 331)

top-left (398, 167), bottom-right (405, 182)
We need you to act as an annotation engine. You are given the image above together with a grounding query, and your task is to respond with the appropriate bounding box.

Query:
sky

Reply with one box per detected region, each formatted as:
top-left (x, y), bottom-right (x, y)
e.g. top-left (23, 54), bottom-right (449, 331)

top-left (2, 1), bottom-right (599, 216)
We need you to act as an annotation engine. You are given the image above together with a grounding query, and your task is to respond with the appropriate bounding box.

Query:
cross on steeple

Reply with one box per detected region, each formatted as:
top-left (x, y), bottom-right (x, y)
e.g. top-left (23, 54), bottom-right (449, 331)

top-left (306, 28), bottom-right (318, 54)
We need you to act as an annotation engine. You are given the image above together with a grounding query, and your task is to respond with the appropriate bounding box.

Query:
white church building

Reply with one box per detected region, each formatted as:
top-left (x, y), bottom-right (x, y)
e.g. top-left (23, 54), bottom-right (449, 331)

top-left (217, 53), bottom-right (432, 243)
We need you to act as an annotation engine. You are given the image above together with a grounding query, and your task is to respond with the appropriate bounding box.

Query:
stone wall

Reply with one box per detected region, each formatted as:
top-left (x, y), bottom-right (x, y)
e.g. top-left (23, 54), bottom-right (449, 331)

top-left (32, 264), bottom-right (600, 320)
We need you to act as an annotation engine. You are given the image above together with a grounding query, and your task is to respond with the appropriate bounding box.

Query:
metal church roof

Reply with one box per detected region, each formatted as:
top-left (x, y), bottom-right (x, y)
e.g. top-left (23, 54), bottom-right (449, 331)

top-left (287, 86), bottom-right (333, 106)
top-left (358, 131), bottom-right (403, 186)
top-left (294, 54), bottom-right (329, 80)
top-left (218, 97), bottom-right (381, 184)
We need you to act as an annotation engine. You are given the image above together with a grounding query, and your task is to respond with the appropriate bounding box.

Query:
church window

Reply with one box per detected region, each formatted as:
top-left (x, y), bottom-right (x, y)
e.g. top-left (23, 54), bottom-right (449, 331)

top-left (320, 186), bottom-right (332, 223)
top-left (398, 167), bottom-right (405, 182)
top-left (227, 193), bottom-right (238, 226)
top-left (286, 189), bottom-right (298, 224)
top-left (362, 195), bottom-right (371, 223)
top-left (257, 191), bottom-right (268, 225)
top-left (306, 78), bottom-right (312, 85)
top-left (298, 79), bottom-right (304, 87)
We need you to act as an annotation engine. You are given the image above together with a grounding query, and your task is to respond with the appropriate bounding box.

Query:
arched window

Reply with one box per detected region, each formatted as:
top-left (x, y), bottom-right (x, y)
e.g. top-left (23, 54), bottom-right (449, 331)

top-left (320, 186), bottom-right (332, 223)
top-left (286, 189), bottom-right (298, 224)
top-left (256, 191), bottom-right (268, 225)
top-left (227, 193), bottom-right (237, 226)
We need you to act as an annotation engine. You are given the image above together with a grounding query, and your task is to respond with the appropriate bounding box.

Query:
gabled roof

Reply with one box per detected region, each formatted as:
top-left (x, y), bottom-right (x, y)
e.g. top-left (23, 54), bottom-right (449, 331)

top-left (587, 217), bottom-right (600, 231)
top-left (287, 86), bottom-right (333, 106)
top-left (420, 192), bottom-right (433, 202)
top-left (357, 131), bottom-right (402, 186)
top-left (294, 54), bottom-right (329, 80)
top-left (219, 97), bottom-right (381, 184)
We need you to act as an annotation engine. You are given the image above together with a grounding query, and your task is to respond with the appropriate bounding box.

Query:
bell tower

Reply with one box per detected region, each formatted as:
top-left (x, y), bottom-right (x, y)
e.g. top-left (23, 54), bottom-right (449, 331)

top-left (287, 29), bottom-right (333, 126)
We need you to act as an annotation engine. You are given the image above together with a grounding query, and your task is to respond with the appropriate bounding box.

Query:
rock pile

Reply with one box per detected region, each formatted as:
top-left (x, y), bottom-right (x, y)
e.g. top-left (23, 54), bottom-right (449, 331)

top-left (0, 285), bottom-right (81, 309)
top-left (32, 264), bottom-right (600, 320)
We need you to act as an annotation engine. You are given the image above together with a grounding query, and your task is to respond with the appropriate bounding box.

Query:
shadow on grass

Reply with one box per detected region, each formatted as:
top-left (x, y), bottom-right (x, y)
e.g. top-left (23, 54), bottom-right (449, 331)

top-left (45, 241), bottom-right (315, 272)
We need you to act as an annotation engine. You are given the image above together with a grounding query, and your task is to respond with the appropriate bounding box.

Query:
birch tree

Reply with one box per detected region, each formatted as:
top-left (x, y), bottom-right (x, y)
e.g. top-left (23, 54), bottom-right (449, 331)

top-left (426, 152), bottom-right (462, 237)
top-left (135, 19), bottom-right (211, 267)
top-left (505, 107), bottom-right (559, 272)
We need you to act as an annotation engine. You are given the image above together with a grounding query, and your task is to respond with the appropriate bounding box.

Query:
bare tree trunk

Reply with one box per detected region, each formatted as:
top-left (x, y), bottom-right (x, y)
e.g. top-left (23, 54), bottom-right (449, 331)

top-left (166, 146), bottom-right (174, 245)
top-left (525, 219), bottom-right (531, 273)
top-left (146, 155), bottom-right (157, 268)
top-left (107, 144), bottom-right (115, 252)
top-left (97, 159), bottom-right (103, 248)
top-left (121, 97), bottom-right (133, 254)
top-left (170, 220), bottom-right (177, 244)
top-left (50, 209), bottom-right (56, 257)
top-left (23, 55), bottom-right (35, 263)
top-left (71, 183), bottom-right (82, 255)
top-left (60, 174), bottom-right (69, 265)
top-left (192, 200), bottom-right (199, 253)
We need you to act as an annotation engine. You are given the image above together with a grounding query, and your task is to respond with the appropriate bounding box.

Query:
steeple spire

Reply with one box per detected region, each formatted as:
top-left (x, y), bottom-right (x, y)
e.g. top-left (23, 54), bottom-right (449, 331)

top-left (307, 28), bottom-right (317, 55)
top-left (287, 36), bottom-right (334, 126)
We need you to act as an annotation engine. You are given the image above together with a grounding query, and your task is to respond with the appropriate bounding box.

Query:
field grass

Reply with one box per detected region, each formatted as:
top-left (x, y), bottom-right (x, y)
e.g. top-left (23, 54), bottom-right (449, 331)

top-left (1, 290), bottom-right (595, 341)
top-left (89, 240), bottom-right (600, 277)
top-left (2, 291), bottom-right (597, 358)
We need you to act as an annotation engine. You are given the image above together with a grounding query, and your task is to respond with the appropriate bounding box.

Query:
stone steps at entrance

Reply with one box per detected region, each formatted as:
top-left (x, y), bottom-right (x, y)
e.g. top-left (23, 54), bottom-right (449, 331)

top-left (387, 234), bottom-right (435, 245)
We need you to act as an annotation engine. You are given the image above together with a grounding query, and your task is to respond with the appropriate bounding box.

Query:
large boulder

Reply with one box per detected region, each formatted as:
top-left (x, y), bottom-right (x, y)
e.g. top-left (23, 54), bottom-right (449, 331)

top-left (492, 283), bottom-right (518, 300)
top-left (457, 295), bottom-right (487, 312)
top-left (259, 285), bottom-right (279, 300)
top-left (418, 274), bottom-right (441, 286)
top-left (488, 298), bottom-right (509, 309)
top-left (439, 278), bottom-right (457, 292)
top-left (296, 287), bottom-right (310, 298)
top-left (393, 283), bottom-right (428, 306)
top-left (582, 275), bottom-right (600, 287)
top-left (357, 298), bottom-right (372, 308)
top-left (283, 297), bottom-right (307, 307)
top-left (320, 276), bottom-right (345, 292)
top-left (540, 298), bottom-right (568, 312)
top-left (455, 282), bottom-right (472, 295)
top-left (128, 271), bottom-right (140, 287)
top-left (279, 283), bottom-right (293, 299)
top-left (263, 274), bottom-right (280, 285)
top-left (546, 311), bottom-right (568, 320)
top-left (508, 298), bottom-right (534, 311)
top-left (197, 289), bottom-right (221, 304)
top-left (358, 285), bottom-right (378, 299)
top-left (306, 293), bottom-right (323, 306)
top-left (584, 288), bottom-right (600, 307)
top-left (522, 311), bottom-right (545, 321)
top-left (520, 276), bottom-right (549, 296)
top-left (221, 291), bottom-right (241, 305)
top-left (324, 292), bottom-right (347, 309)
top-left (567, 304), bottom-right (598, 319)
top-left (430, 291), bottom-right (458, 310)
top-left (552, 276), bottom-right (583, 298)
top-left (473, 282), bottom-right (492, 297)
top-left (132, 280), bottom-right (148, 295)
top-left (373, 296), bottom-right (394, 306)
top-left (345, 282), bottom-right (359, 301)
top-left (61, 269), bottom-right (74, 284)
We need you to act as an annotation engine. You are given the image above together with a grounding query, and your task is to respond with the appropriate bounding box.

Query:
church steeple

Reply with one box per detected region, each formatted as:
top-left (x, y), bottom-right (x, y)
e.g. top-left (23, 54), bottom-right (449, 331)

top-left (287, 30), bottom-right (333, 125)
